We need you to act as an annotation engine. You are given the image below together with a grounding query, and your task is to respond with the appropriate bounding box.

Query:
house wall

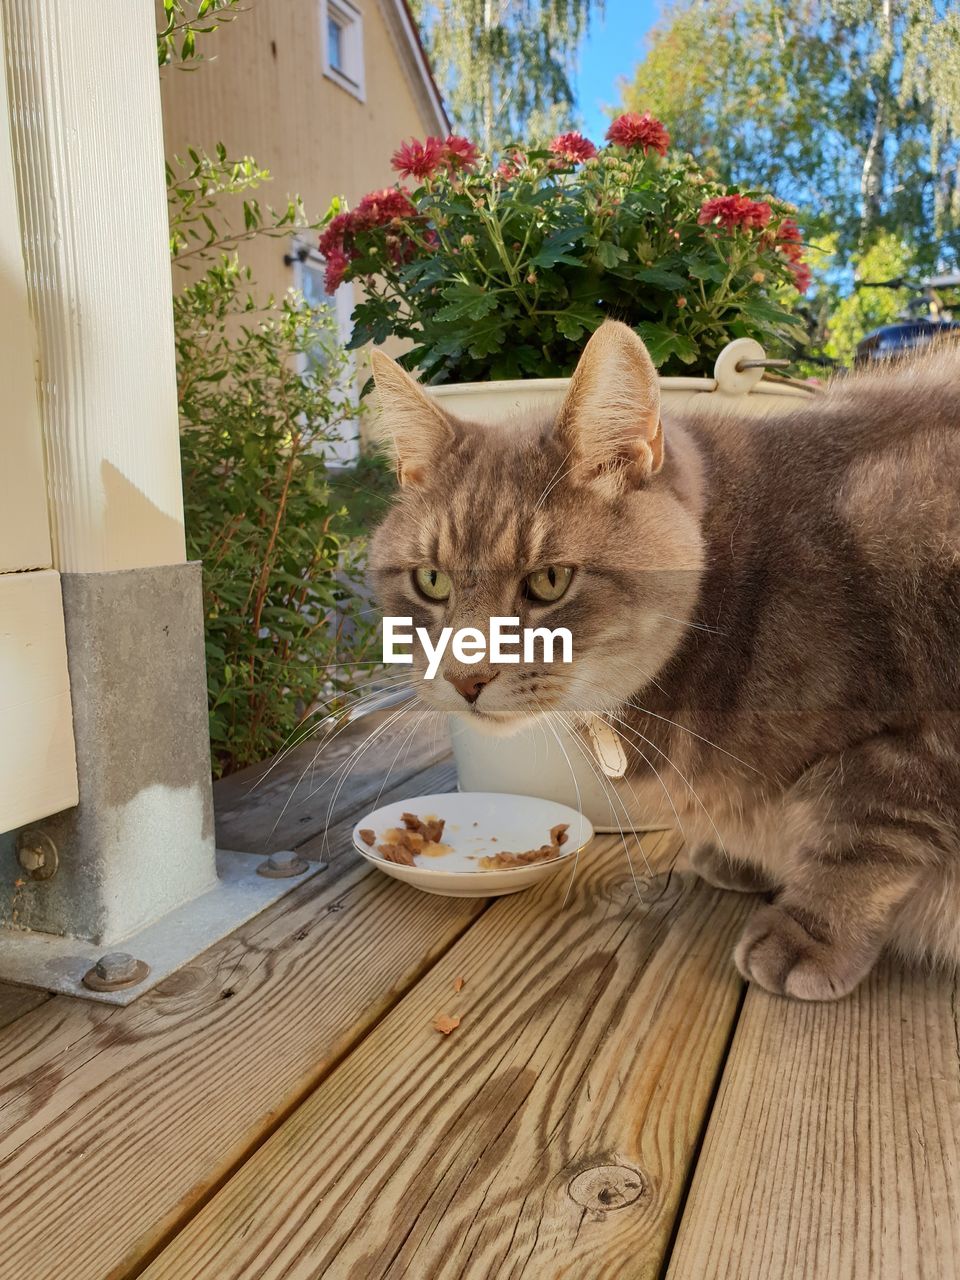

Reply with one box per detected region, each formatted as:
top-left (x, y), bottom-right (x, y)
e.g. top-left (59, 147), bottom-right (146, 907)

top-left (159, 0), bottom-right (442, 303)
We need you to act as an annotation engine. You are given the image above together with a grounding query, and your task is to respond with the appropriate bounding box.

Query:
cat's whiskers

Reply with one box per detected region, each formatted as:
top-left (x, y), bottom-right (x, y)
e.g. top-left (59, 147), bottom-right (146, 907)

top-left (620, 696), bottom-right (761, 775)
top-left (553, 673), bottom-right (726, 857)
top-left (318, 696), bottom-right (429, 858)
top-left (362, 702), bottom-right (439, 837)
top-left (597, 707), bottom-right (731, 863)
top-left (268, 678), bottom-right (418, 807)
top-left (565, 697), bottom-right (689, 847)
top-left (254, 671), bottom-right (416, 790)
top-left (550, 708), bottom-right (652, 900)
top-left (533, 442), bottom-right (579, 512)
top-left (535, 703), bottom-right (594, 907)
top-left (644, 609), bottom-right (724, 636)
top-left (277, 696), bottom-right (417, 838)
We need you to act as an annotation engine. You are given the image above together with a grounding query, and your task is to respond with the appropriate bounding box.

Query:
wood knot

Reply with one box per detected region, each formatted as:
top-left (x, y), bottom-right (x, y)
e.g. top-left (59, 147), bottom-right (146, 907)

top-left (150, 965), bottom-right (205, 997)
top-left (567, 1163), bottom-right (646, 1212)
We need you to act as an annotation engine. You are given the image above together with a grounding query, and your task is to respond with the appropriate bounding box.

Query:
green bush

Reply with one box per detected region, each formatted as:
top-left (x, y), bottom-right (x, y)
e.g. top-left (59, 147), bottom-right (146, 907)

top-left (168, 149), bottom-right (378, 776)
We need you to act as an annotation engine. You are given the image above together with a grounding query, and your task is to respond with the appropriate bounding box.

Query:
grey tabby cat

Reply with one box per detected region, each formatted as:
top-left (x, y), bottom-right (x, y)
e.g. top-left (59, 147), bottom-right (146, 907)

top-left (368, 321), bottom-right (960, 1001)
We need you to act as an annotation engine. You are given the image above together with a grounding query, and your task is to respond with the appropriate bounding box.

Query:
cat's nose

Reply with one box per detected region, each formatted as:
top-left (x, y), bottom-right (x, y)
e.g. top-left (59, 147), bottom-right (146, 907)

top-left (445, 672), bottom-right (499, 704)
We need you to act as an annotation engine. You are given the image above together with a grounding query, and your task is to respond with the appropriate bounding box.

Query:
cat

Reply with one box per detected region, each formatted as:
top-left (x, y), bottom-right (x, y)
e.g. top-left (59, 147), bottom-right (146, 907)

top-left (368, 320), bottom-right (960, 1002)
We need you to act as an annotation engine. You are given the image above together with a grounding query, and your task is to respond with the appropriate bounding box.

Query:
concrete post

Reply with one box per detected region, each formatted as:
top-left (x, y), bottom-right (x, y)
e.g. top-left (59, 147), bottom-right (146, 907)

top-left (0, 0), bottom-right (219, 942)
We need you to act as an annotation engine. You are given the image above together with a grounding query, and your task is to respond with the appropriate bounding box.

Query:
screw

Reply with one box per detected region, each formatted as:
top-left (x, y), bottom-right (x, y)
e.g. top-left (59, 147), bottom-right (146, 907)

top-left (16, 830), bottom-right (59, 881)
top-left (82, 951), bottom-right (150, 992)
top-left (257, 850), bottom-right (310, 879)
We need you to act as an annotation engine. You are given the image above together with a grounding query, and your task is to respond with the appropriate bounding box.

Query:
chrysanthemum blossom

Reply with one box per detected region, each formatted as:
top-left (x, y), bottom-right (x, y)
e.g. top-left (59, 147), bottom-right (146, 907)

top-left (442, 134), bottom-right (481, 171)
top-left (322, 247), bottom-right (351, 292)
top-left (497, 149), bottom-right (526, 179)
top-left (698, 194), bottom-right (773, 231)
top-left (355, 188), bottom-right (417, 223)
top-left (549, 132), bottom-right (597, 164)
top-left (605, 112), bottom-right (670, 156)
top-left (774, 217), bottom-right (811, 292)
top-left (391, 136), bottom-right (445, 180)
top-left (318, 188), bottom-right (417, 287)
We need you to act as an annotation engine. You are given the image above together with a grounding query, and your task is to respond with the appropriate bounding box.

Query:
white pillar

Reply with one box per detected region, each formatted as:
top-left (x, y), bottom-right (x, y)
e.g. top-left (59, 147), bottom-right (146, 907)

top-left (1, 0), bottom-right (186, 572)
top-left (0, 0), bottom-right (217, 950)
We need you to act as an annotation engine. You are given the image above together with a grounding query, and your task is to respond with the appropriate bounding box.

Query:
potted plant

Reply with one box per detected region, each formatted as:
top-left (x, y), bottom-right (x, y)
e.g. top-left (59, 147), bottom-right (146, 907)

top-left (318, 118), bottom-right (817, 828)
top-left (319, 115), bottom-right (814, 417)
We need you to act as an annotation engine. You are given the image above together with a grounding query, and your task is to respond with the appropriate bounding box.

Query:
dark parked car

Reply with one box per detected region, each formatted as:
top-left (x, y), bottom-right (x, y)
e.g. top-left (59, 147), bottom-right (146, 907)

top-left (855, 271), bottom-right (959, 365)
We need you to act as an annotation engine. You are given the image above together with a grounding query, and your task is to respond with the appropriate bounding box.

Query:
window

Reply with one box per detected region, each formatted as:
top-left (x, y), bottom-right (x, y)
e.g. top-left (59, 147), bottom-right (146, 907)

top-left (321, 0), bottom-right (365, 101)
top-left (289, 241), bottom-right (360, 467)
top-left (327, 15), bottom-right (344, 71)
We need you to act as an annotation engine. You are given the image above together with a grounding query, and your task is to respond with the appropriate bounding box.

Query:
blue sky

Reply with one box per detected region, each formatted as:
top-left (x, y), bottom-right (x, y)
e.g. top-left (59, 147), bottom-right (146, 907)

top-left (576, 0), bottom-right (661, 141)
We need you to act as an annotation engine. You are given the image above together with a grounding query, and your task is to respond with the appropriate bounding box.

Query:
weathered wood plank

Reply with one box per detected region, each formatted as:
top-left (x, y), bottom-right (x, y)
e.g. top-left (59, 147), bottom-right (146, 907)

top-left (0, 982), bottom-right (49, 1031)
top-left (214, 700), bottom-right (450, 853)
top-left (667, 959), bottom-right (960, 1280)
top-left (141, 833), bottom-right (750, 1280)
top-left (0, 759), bottom-right (476, 1280)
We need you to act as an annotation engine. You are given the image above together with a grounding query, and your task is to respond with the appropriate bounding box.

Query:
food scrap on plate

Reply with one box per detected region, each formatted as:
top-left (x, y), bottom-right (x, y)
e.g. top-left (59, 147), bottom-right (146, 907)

top-left (477, 823), bottom-right (569, 870)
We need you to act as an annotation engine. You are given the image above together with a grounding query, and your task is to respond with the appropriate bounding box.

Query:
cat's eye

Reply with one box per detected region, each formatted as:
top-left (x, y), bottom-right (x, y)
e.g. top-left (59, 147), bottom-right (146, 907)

top-left (525, 565), bottom-right (573, 603)
top-left (413, 566), bottom-right (452, 602)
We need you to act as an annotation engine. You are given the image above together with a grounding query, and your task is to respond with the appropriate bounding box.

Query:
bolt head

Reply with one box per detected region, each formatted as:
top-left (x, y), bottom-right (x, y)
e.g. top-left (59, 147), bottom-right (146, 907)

top-left (16, 829), bottom-right (58, 881)
top-left (95, 952), bottom-right (141, 984)
top-left (257, 851), bottom-right (310, 878)
top-left (82, 952), bottom-right (150, 992)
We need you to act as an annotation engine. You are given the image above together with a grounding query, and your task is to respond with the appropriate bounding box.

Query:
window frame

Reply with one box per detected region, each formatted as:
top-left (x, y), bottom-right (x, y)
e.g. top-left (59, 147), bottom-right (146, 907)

top-left (320, 0), bottom-right (365, 102)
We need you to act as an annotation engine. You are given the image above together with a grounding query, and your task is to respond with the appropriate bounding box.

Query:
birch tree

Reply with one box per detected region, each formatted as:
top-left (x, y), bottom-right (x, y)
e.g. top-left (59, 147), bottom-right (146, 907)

top-left (410, 0), bottom-right (600, 149)
top-left (623, 0), bottom-right (960, 265)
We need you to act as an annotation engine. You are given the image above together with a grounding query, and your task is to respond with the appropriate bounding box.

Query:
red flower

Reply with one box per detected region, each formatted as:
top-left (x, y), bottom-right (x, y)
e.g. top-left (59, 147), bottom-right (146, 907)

top-left (788, 261), bottom-right (812, 293)
top-left (318, 188), bottom-right (417, 287)
top-left (497, 149), bottom-right (526, 179)
top-left (441, 134), bottom-right (481, 171)
top-left (391, 136), bottom-right (445, 180)
top-left (549, 131), bottom-right (597, 164)
top-left (698, 194), bottom-right (773, 230)
top-left (323, 246), bottom-right (351, 292)
top-left (318, 211), bottom-right (355, 259)
top-left (355, 187), bottom-right (417, 224)
top-left (605, 112), bottom-right (670, 156)
top-left (773, 218), bottom-right (810, 292)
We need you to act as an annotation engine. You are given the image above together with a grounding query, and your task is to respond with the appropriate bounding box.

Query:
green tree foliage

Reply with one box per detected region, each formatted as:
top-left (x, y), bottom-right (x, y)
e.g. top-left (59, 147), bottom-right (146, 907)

top-left (410, 0), bottom-right (601, 149)
top-left (623, 1), bottom-right (960, 266)
top-left (822, 230), bottom-right (918, 361)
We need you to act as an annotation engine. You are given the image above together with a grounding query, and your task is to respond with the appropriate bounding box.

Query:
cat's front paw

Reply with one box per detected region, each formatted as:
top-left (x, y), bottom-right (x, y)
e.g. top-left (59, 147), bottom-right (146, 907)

top-left (734, 904), bottom-right (874, 1001)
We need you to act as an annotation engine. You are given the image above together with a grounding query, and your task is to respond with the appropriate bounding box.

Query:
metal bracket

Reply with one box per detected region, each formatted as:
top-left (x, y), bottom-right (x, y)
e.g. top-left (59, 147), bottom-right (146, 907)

top-left (0, 848), bottom-right (325, 1004)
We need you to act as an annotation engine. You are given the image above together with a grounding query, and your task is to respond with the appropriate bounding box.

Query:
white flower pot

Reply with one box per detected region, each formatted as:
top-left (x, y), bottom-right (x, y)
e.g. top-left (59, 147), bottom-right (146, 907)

top-left (428, 339), bottom-right (817, 831)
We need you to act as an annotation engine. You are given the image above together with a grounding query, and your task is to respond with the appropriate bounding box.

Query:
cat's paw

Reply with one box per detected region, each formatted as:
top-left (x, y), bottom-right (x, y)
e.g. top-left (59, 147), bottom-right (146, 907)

top-left (689, 843), bottom-right (773, 894)
top-left (734, 904), bottom-right (873, 1001)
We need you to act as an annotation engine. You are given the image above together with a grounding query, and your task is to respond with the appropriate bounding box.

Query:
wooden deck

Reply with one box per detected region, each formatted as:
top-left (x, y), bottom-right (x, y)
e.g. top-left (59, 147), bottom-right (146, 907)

top-left (1, 717), bottom-right (958, 1280)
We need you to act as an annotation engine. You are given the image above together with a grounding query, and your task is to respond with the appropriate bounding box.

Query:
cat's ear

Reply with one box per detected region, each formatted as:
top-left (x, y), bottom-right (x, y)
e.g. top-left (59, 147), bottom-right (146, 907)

top-left (370, 349), bottom-right (454, 486)
top-left (556, 321), bottom-right (663, 492)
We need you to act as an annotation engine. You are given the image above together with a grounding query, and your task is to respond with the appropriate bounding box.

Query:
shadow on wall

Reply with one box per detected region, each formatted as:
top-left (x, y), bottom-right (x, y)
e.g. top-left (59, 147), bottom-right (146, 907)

top-left (99, 460), bottom-right (186, 571)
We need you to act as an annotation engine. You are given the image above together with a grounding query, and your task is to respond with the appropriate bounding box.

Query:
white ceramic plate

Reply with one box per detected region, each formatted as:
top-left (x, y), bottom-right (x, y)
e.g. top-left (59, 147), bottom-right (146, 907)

top-left (352, 792), bottom-right (594, 897)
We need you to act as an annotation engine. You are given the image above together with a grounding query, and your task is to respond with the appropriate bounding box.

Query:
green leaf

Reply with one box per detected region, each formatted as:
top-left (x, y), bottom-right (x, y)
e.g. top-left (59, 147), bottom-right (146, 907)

top-left (634, 322), bottom-right (699, 367)
top-left (530, 226), bottom-right (588, 269)
top-left (738, 297), bottom-right (805, 329)
top-left (632, 265), bottom-right (690, 290)
top-left (555, 303), bottom-right (605, 341)
top-left (593, 241), bottom-right (629, 269)
top-left (434, 282), bottom-right (499, 324)
top-left (686, 258), bottom-right (727, 284)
